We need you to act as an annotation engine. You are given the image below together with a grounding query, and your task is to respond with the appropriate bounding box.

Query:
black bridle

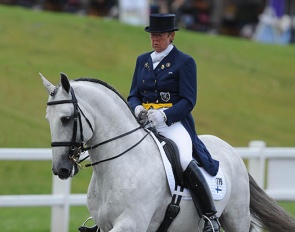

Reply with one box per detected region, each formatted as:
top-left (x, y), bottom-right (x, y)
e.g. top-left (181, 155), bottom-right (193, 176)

top-left (47, 87), bottom-right (148, 169)
top-left (47, 88), bottom-right (94, 164)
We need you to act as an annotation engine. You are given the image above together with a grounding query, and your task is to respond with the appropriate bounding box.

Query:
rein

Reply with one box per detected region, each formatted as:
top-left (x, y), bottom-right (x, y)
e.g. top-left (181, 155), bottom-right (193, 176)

top-left (47, 86), bottom-right (148, 169)
top-left (83, 130), bottom-right (150, 168)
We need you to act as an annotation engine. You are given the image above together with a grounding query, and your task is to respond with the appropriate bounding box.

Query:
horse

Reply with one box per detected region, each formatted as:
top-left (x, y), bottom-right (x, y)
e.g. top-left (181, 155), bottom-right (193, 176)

top-left (41, 72), bottom-right (295, 232)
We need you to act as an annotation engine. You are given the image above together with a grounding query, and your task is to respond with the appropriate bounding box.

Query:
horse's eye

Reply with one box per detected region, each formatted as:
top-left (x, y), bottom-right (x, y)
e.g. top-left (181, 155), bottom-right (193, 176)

top-left (61, 116), bottom-right (71, 124)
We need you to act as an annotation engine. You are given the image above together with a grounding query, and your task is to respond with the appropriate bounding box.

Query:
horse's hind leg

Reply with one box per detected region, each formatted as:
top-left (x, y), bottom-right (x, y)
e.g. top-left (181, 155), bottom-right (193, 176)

top-left (220, 172), bottom-right (251, 232)
top-left (219, 195), bottom-right (251, 232)
top-left (220, 206), bottom-right (251, 232)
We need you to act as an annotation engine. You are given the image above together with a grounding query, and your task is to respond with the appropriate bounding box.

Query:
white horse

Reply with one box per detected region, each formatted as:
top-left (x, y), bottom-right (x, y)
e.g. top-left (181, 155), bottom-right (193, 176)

top-left (41, 73), bottom-right (295, 232)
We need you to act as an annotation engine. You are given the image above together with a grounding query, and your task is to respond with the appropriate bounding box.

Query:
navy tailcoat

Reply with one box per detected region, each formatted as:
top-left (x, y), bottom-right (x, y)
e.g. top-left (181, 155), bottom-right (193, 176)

top-left (128, 46), bottom-right (219, 176)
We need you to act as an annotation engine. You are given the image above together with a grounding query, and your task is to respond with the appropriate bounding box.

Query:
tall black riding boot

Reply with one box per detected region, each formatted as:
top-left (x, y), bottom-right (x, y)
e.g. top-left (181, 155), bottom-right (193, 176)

top-left (183, 160), bottom-right (220, 232)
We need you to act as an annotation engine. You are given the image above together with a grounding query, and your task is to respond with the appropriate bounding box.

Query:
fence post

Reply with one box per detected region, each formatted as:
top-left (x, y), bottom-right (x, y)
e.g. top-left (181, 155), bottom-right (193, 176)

top-left (248, 140), bottom-right (266, 188)
top-left (51, 175), bottom-right (71, 232)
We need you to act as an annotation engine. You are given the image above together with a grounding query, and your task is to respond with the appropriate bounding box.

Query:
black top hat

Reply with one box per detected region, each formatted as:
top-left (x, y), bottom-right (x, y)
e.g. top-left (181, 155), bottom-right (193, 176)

top-left (145, 14), bottom-right (179, 33)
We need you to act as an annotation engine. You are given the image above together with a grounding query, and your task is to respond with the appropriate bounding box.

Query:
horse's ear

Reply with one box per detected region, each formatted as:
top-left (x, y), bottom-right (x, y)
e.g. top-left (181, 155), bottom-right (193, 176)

top-left (39, 73), bottom-right (55, 95)
top-left (60, 72), bottom-right (71, 93)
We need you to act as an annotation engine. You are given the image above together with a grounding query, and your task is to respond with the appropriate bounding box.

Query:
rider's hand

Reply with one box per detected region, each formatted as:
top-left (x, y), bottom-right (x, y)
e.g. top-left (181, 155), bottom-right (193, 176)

top-left (147, 110), bottom-right (167, 127)
top-left (135, 105), bottom-right (148, 124)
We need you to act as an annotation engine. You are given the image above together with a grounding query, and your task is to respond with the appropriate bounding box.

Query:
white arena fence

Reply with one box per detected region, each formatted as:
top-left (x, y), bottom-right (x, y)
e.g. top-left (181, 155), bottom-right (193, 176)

top-left (0, 141), bottom-right (295, 232)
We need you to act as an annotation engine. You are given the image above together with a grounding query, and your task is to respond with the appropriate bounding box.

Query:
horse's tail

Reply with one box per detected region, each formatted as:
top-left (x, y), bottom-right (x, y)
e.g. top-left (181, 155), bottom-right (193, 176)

top-left (249, 174), bottom-right (295, 231)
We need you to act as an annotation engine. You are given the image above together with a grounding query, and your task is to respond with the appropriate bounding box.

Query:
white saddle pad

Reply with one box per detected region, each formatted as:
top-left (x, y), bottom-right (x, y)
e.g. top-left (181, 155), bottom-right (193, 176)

top-left (150, 132), bottom-right (226, 201)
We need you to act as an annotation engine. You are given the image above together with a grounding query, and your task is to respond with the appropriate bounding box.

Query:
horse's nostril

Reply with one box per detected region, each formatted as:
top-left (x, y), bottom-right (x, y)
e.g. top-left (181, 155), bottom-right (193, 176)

top-left (56, 168), bottom-right (72, 179)
top-left (60, 168), bottom-right (71, 175)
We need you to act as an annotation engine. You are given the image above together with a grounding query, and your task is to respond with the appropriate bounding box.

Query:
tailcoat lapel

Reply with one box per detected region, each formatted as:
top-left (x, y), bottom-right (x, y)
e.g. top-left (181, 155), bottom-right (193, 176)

top-left (154, 47), bottom-right (178, 75)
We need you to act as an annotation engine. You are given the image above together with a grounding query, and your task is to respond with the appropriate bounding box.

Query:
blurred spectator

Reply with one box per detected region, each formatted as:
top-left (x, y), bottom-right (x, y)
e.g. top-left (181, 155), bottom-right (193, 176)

top-left (253, 0), bottom-right (295, 44)
top-left (43, 0), bottom-right (67, 11)
top-left (63, 0), bottom-right (81, 13)
top-left (87, 0), bottom-right (117, 17)
top-left (235, 0), bottom-right (264, 38)
top-left (286, 0), bottom-right (295, 43)
top-left (1, 0), bottom-right (294, 43)
top-left (209, 0), bottom-right (224, 34)
top-left (150, 0), bottom-right (167, 13)
top-left (150, 0), bottom-right (211, 31)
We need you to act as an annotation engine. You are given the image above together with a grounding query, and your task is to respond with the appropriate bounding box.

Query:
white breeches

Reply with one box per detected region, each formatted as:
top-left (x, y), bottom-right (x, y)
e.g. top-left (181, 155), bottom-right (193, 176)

top-left (155, 116), bottom-right (193, 171)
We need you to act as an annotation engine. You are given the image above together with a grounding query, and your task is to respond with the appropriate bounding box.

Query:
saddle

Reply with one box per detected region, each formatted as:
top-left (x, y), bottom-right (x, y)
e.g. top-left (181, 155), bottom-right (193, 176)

top-left (153, 132), bottom-right (185, 188)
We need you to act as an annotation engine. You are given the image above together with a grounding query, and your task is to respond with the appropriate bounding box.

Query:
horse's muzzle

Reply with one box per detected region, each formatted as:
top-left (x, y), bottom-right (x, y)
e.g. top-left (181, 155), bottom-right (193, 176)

top-left (52, 163), bottom-right (79, 179)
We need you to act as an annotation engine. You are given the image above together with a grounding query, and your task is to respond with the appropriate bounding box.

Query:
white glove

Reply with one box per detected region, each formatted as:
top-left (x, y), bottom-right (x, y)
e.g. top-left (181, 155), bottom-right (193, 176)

top-left (147, 110), bottom-right (167, 127)
top-left (135, 105), bottom-right (146, 117)
top-left (134, 105), bottom-right (148, 124)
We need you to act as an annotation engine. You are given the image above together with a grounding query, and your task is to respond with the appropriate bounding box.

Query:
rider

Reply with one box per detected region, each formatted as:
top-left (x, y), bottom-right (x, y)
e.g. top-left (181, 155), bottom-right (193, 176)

top-left (79, 13), bottom-right (220, 232)
top-left (127, 14), bottom-right (220, 232)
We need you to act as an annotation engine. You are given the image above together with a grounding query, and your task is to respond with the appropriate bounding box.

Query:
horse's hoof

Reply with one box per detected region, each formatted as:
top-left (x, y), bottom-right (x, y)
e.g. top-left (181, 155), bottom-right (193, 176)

top-left (78, 225), bottom-right (99, 232)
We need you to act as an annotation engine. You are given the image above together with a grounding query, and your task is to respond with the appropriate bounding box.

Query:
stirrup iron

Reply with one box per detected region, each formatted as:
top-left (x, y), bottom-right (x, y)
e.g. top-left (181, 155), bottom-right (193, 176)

top-left (78, 217), bottom-right (99, 232)
top-left (202, 215), bottom-right (220, 232)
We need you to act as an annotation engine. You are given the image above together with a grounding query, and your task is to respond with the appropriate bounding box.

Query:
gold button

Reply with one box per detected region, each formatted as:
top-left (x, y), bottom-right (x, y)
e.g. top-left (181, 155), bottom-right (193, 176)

top-left (143, 80), bottom-right (145, 83)
top-left (154, 80), bottom-right (157, 83)
top-left (156, 100), bottom-right (159, 103)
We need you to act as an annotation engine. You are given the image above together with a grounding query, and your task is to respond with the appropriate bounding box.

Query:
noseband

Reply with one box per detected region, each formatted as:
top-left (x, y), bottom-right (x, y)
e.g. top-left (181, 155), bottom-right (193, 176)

top-left (47, 88), bottom-right (94, 163)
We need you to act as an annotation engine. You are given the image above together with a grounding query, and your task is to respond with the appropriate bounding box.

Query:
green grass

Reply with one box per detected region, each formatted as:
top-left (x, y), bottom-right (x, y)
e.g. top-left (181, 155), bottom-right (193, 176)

top-left (0, 6), bottom-right (294, 147)
top-left (0, 206), bottom-right (91, 232)
top-left (0, 5), bottom-right (294, 231)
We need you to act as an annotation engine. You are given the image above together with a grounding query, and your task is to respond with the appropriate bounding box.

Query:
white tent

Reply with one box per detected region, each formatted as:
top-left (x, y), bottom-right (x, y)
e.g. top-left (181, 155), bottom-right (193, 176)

top-left (118, 0), bottom-right (149, 26)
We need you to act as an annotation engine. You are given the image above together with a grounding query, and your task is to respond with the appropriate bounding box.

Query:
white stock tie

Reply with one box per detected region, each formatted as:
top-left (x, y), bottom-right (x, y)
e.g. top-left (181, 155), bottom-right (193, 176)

top-left (151, 52), bottom-right (166, 69)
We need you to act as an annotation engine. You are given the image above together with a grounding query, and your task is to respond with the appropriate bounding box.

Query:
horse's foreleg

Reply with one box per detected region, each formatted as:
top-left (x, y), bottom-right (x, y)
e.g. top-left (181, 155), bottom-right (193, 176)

top-left (98, 209), bottom-right (151, 232)
top-left (107, 218), bottom-right (148, 232)
top-left (87, 173), bottom-right (100, 224)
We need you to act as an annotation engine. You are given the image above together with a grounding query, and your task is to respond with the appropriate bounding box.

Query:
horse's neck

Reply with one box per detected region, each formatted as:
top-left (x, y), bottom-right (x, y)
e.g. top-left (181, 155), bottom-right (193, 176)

top-left (76, 82), bottom-right (139, 144)
top-left (76, 82), bottom-right (146, 165)
top-left (89, 102), bottom-right (140, 147)
top-left (78, 83), bottom-right (167, 199)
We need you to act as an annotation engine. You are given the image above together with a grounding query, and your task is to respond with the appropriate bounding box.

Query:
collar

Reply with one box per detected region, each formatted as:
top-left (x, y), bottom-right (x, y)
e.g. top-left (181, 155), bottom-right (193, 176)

top-left (151, 44), bottom-right (174, 63)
